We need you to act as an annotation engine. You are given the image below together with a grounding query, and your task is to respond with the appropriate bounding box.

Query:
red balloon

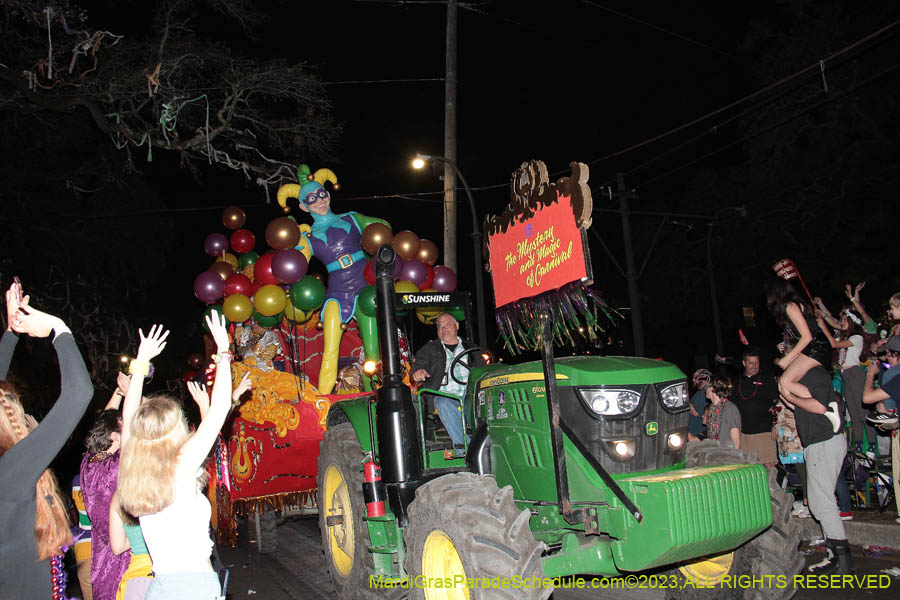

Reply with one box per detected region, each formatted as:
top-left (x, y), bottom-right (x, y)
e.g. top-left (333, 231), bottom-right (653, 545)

top-left (421, 263), bottom-right (435, 290)
top-left (363, 260), bottom-right (375, 285)
top-left (254, 252), bottom-right (279, 285)
top-left (230, 229), bottom-right (256, 254)
top-left (225, 274), bottom-right (253, 297)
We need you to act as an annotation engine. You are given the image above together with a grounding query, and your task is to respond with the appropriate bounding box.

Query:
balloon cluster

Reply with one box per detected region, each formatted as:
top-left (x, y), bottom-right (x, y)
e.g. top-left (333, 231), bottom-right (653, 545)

top-left (193, 206), bottom-right (326, 327)
top-left (193, 207), bottom-right (459, 329)
top-left (357, 224), bottom-right (457, 324)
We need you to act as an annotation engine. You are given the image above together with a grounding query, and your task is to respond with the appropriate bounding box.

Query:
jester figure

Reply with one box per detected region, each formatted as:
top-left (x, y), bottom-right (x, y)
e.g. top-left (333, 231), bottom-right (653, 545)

top-left (277, 165), bottom-right (388, 394)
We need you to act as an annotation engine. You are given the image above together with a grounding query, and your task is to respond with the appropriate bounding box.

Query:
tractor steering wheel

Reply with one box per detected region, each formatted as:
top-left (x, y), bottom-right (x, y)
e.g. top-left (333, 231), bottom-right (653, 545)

top-left (448, 347), bottom-right (490, 386)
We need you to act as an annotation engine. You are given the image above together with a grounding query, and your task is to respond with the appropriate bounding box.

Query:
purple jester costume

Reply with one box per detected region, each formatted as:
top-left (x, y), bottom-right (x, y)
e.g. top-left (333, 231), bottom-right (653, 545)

top-left (308, 211), bottom-right (367, 322)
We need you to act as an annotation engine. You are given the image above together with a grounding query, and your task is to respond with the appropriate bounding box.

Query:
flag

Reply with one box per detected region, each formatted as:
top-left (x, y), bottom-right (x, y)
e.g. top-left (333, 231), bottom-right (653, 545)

top-left (772, 259), bottom-right (798, 280)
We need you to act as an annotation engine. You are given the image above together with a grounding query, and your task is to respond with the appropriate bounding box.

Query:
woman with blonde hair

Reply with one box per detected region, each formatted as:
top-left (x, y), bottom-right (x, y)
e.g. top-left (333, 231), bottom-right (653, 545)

top-left (117, 312), bottom-right (233, 599)
top-left (0, 281), bottom-right (94, 597)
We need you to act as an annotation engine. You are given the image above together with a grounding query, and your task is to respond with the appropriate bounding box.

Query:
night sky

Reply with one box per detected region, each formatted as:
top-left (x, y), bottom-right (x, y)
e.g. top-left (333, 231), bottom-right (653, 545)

top-left (2, 0), bottom-right (900, 403)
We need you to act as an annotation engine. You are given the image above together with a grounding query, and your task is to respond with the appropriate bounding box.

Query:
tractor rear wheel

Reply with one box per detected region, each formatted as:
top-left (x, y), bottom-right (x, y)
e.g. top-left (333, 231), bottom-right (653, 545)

top-left (664, 440), bottom-right (803, 600)
top-left (317, 422), bottom-right (399, 599)
top-left (405, 472), bottom-right (549, 600)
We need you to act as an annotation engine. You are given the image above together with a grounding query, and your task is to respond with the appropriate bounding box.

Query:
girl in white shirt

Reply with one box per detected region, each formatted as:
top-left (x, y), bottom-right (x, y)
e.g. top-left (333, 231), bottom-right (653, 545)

top-left (817, 310), bottom-right (873, 450)
top-left (117, 312), bottom-right (233, 600)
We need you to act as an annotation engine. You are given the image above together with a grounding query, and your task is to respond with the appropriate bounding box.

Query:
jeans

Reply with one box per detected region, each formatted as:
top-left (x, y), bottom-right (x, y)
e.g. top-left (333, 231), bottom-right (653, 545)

top-left (805, 434), bottom-right (848, 540)
top-left (145, 571), bottom-right (222, 600)
top-left (434, 394), bottom-right (467, 447)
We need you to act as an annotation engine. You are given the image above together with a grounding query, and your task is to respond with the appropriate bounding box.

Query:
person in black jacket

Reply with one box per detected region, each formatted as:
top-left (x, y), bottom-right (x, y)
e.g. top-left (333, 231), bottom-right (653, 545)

top-left (0, 280), bottom-right (94, 599)
top-left (410, 313), bottom-right (483, 449)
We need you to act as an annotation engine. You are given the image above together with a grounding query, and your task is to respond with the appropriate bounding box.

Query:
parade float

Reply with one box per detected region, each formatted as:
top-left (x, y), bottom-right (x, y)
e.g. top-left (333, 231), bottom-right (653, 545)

top-left (188, 165), bottom-right (459, 547)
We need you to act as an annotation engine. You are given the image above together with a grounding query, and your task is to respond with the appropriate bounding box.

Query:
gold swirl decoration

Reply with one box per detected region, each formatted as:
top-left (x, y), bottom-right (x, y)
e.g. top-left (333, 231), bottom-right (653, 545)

top-left (232, 362), bottom-right (331, 432)
top-left (230, 423), bottom-right (260, 484)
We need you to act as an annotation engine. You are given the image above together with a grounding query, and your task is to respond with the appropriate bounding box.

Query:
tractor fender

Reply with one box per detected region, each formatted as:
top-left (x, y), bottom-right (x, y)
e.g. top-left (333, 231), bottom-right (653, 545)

top-left (325, 396), bottom-right (375, 454)
top-left (465, 421), bottom-right (492, 475)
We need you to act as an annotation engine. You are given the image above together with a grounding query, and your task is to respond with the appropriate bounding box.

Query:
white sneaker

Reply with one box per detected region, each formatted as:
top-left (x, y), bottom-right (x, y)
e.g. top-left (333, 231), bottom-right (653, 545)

top-left (825, 402), bottom-right (841, 433)
top-left (867, 413), bottom-right (899, 428)
top-left (792, 505), bottom-right (811, 518)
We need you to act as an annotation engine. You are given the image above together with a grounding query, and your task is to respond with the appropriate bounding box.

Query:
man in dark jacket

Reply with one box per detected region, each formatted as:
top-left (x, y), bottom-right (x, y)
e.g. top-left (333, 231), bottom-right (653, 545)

top-left (411, 313), bottom-right (482, 448)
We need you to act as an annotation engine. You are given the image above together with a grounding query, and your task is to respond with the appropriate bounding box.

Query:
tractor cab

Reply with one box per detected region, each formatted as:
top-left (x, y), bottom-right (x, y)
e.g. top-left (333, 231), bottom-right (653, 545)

top-left (392, 290), bottom-right (495, 466)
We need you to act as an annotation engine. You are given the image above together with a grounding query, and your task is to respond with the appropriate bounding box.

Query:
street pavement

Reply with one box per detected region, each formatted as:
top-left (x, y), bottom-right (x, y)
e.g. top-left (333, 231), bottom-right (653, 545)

top-left (218, 515), bottom-right (900, 599)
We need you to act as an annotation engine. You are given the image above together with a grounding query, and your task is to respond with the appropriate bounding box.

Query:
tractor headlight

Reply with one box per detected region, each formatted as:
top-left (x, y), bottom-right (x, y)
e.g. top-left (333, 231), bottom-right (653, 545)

top-left (656, 380), bottom-right (689, 412)
top-left (577, 388), bottom-right (643, 418)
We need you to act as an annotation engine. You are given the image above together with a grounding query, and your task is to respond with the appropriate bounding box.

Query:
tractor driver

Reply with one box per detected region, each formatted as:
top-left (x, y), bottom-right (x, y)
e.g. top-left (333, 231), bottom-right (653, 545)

top-left (411, 313), bottom-right (483, 451)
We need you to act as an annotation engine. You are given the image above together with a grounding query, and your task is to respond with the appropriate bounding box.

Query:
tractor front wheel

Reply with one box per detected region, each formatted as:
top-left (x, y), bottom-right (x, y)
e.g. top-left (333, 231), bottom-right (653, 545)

top-left (317, 422), bottom-right (383, 598)
top-left (405, 472), bottom-right (549, 600)
top-left (665, 440), bottom-right (803, 600)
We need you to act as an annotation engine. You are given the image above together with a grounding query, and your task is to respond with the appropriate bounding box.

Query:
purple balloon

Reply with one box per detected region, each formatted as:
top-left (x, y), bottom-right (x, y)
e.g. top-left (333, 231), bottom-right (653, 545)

top-left (367, 255), bottom-right (405, 280)
top-left (432, 266), bottom-right (457, 292)
top-left (400, 258), bottom-right (427, 287)
top-left (204, 233), bottom-right (229, 257)
top-left (272, 248), bottom-right (309, 284)
top-left (194, 270), bottom-right (225, 302)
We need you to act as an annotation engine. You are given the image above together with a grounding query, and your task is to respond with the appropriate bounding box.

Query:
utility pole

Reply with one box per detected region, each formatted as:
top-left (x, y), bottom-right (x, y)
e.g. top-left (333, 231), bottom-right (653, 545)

top-left (443, 0), bottom-right (458, 271)
top-left (615, 173), bottom-right (645, 356)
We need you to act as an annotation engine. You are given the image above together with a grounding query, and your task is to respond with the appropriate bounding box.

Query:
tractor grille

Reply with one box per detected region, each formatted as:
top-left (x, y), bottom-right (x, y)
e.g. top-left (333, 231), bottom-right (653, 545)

top-left (613, 464), bottom-right (772, 571)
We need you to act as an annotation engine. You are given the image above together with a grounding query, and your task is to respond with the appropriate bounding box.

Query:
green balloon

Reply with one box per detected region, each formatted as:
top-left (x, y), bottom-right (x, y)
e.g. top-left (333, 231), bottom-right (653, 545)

top-left (356, 285), bottom-right (377, 318)
top-left (290, 275), bottom-right (326, 311)
top-left (202, 304), bottom-right (229, 332)
top-left (252, 310), bottom-right (282, 328)
top-left (238, 250), bottom-right (260, 270)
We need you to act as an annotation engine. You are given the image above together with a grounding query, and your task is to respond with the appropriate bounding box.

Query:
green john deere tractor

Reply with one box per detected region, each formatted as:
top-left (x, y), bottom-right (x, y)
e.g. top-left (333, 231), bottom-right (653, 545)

top-left (317, 245), bottom-right (802, 599)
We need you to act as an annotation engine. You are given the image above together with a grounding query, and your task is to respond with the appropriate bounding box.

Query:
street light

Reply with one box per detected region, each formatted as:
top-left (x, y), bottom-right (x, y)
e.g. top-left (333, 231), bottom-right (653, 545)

top-left (412, 153), bottom-right (488, 348)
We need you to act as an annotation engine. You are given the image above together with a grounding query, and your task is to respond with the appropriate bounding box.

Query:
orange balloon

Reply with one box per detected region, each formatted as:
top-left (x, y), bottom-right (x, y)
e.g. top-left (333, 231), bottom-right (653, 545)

top-left (417, 239), bottom-right (439, 265)
top-left (222, 206), bottom-right (246, 230)
top-left (361, 223), bottom-right (393, 255)
top-left (265, 217), bottom-right (301, 250)
top-left (208, 261), bottom-right (235, 280)
top-left (217, 253), bottom-right (238, 269)
top-left (392, 230), bottom-right (421, 261)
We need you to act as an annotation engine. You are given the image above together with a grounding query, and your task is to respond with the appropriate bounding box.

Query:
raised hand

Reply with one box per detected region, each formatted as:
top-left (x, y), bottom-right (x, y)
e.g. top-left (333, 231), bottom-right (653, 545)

top-left (205, 309), bottom-right (230, 352)
top-left (232, 371), bottom-right (251, 404)
top-left (116, 372), bottom-right (132, 396)
top-left (11, 304), bottom-right (64, 339)
top-left (5, 279), bottom-right (33, 332)
top-left (187, 381), bottom-right (210, 417)
top-left (136, 324), bottom-right (170, 361)
top-left (854, 282), bottom-right (866, 300)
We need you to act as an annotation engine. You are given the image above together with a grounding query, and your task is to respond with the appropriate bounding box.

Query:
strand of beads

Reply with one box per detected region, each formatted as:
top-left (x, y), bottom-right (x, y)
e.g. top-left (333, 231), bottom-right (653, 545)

top-left (50, 553), bottom-right (72, 600)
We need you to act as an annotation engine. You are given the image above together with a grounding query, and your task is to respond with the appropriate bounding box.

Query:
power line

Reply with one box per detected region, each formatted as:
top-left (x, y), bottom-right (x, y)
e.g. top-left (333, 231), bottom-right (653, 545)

top-left (580, 0), bottom-right (737, 59)
top-left (631, 60), bottom-right (900, 190)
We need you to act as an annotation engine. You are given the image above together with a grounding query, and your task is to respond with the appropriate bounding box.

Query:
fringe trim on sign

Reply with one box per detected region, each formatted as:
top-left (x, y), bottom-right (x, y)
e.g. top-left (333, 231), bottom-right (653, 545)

top-left (231, 489), bottom-right (318, 518)
top-left (495, 281), bottom-right (620, 355)
top-left (214, 484), bottom-right (239, 547)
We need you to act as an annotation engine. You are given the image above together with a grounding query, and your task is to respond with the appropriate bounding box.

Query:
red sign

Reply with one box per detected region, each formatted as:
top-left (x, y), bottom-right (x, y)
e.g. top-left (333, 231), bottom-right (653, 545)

top-left (487, 193), bottom-right (588, 307)
top-left (772, 258), bottom-right (798, 280)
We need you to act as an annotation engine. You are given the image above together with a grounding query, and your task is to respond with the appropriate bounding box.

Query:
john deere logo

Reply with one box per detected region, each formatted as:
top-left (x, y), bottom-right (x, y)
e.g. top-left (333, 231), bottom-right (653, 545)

top-left (645, 422), bottom-right (659, 436)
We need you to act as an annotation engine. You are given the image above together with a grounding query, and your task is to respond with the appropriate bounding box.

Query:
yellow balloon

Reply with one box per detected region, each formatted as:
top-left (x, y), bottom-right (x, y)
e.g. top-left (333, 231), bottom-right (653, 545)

top-left (254, 284), bottom-right (287, 316)
top-left (283, 301), bottom-right (312, 323)
top-left (223, 293), bottom-right (253, 322)
top-left (394, 280), bottom-right (419, 295)
top-left (217, 253), bottom-right (238, 269)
